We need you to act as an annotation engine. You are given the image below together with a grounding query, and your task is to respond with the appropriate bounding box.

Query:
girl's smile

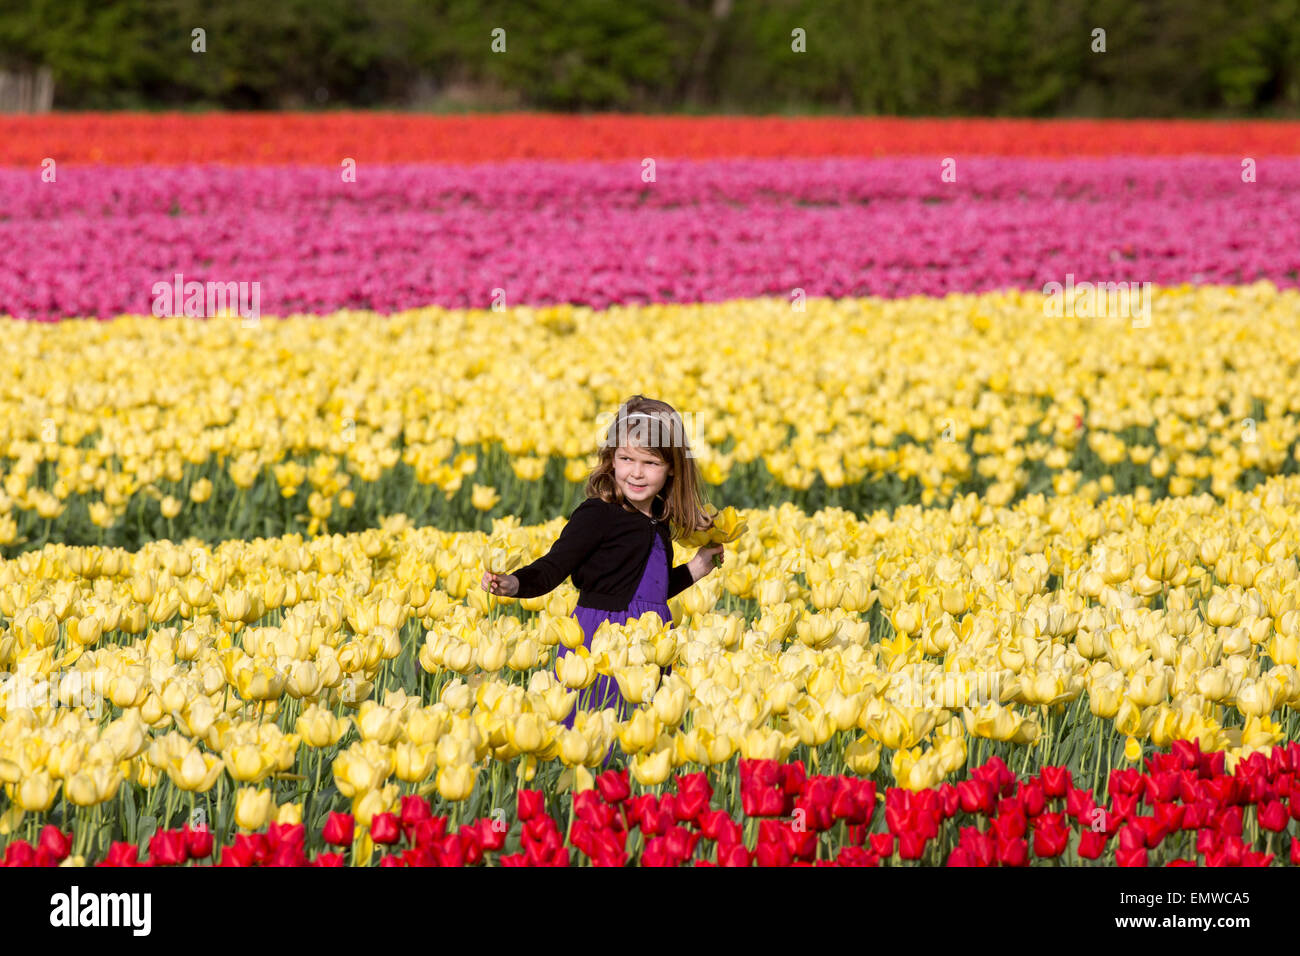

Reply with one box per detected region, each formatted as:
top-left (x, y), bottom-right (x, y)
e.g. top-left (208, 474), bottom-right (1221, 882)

top-left (614, 444), bottom-right (670, 514)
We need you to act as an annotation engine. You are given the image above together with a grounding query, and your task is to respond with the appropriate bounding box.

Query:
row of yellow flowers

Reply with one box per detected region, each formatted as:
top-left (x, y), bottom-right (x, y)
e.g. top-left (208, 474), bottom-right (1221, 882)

top-left (2, 282), bottom-right (1297, 550)
top-left (3, 473), bottom-right (1300, 854)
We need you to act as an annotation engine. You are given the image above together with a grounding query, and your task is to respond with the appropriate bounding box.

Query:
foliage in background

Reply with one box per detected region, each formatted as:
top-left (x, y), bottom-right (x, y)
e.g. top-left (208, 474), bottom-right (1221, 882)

top-left (2, 0), bottom-right (1299, 115)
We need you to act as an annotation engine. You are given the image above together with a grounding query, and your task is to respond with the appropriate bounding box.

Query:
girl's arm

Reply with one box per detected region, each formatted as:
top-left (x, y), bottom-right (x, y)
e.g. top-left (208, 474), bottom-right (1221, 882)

top-left (509, 499), bottom-right (605, 599)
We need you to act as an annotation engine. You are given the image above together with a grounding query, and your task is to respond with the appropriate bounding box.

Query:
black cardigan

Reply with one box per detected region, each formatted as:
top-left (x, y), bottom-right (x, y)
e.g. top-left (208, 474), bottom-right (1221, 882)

top-left (511, 495), bottom-right (696, 611)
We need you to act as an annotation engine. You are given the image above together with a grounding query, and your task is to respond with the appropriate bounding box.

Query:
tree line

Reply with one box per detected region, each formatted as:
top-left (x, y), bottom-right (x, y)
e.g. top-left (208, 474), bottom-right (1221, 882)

top-left (2, 0), bottom-right (1297, 115)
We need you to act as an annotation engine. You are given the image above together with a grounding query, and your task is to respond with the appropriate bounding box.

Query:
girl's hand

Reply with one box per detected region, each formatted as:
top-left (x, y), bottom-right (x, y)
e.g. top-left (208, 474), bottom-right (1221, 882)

top-left (691, 545), bottom-right (725, 580)
top-left (482, 571), bottom-right (519, 597)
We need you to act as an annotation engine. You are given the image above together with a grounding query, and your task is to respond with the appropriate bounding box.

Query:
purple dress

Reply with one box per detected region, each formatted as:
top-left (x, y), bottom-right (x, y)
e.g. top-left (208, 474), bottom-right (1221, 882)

top-left (558, 532), bottom-right (671, 729)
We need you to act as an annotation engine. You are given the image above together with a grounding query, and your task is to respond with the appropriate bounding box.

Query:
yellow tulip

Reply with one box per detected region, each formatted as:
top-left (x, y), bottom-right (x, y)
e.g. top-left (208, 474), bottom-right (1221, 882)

top-left (234, 787), bottom-right (273, 830)
top-left (436, 763), bottom-right (478, 801)
top-left (630, 747), bottom-right (673, 786)
top-left (391, 741), bottom-right (436, 783)
top-left (556, 651), bottom-right (595, 689)
top-left (296, 706), bottom-right (350, 748)
top-left (16, 770), bottom-right (58, 812)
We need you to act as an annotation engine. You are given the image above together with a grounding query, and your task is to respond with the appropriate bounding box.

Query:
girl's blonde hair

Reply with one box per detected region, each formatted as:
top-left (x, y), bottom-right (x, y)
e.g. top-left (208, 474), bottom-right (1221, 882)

top-left (585, 395), bottom-right (712, 540)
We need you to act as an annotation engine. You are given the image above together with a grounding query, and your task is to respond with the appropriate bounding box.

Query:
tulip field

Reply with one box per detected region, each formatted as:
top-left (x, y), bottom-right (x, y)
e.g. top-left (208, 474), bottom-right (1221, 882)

top-left (4, 115), bottom-right (1300, 867)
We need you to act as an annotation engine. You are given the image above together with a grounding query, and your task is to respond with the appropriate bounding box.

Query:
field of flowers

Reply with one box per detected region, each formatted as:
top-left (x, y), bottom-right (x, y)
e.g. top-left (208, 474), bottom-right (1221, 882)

top-left (3, 116), bottom-right (1300, 866)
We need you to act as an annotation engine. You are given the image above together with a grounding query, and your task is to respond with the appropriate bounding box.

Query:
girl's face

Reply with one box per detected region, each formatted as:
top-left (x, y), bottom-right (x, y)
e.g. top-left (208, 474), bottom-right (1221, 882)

top-left (613, 444), bottom-right (670, 511)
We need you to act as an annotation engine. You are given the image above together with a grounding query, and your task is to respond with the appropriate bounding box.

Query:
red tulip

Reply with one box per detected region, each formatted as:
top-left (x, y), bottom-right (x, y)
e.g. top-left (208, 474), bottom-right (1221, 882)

top-left (1108, 792), bottom-right (1139, 823)
top-left (379, 854), bottom-right (404, 867)
top-left (676, 771), bottom-right (713, 801)
top-left (595, 769), bottom-right (631, 803)
top-left (103, 842), bottom-right (140, 867)
top-left (742, 784), bottom-right (786, 817)
top-left (1290, 837), bottom-right (1300, 865)
top-left (913, 788), bottom-right (940, 821)
top-left (898, 831), bottom-right (928, 860)
top-left (1196, 828), bottom-right (1220, 856)
top-left (1170, 739), bottom-right (1201, 770)
top-left (959, 827), bottom-right (997, 867)
top-left (371, 813), bottom-right (401, 844)
top-left (1198, 749), bottom-right (1225, 778)
top-left (624, 795), bottom-right (655, 827)
top-left (270, 841), bottom-right (307, 866)
top-left (1040, 766), bottom-right (1071, 798)
top-left (885, 805), bottom-right (914, 836)
top-left (411, 817), bottom-right (448, 848)
top-left (1166, 858), bottom-right (1197, 866)
top-left (1144, 771), bottom-right (1181, 804)
top-left (149, 829), bottom-right (189, 866)
top-left (1203, 776), bottom-right (1238, 806)
top-left (311, 852), bottom-right (345, 867)
top-left (591, 837), bottom-right (628, 867)
top-left (991, 811), bottom-right (1026, 842)
top-left (322, 812), bottom-right (355, 847)
top-left (696, 808), bottom-right (732, 841)
top-left (1116, 846), bottom-right (1148, 866)
top-left (402, 847), bottom-right (435, 867)
top-left (438, 833), bottom-right (466, 867)
top-left (739, 759), bottom-right (782, 790)
top-left (869, 832), bottom-right (895, 857)
top-left (1178, 771), bottom-right (1203, 803)
top-left (957, 779), bottom-right (995, 814)
top-left (184, 824), bottom-right (214, 860)
top-left (1018, 780), bottom-right (1046, 817)
top-left (1107, 768), bottom-right (1144, 797)
top-left (523, 815), bottom-right (557, 843)
top-left (1032, 820), bottom-right (1069, 859)
top-left (780, 761), bottom-right (807, 795)
top-left (674, 787), bottom-right (711, 823)
top-left (972, 756), bottom-right (1016, 796)
top-left (1077, 829), bottom-right (1108, 860)
top-left (1153, 802), bottom-right (1185, 833)
top-left (836, 846), bottom-right (878, 867)
top-left (663, 825), bottom-right (700, 861)
top-left (1257, 800), bottom-right (1290, 833)
top-left (4, 841), bottom-right (35, 867)
top-left (937, 783), bottom-right (961, 818)
top-left (477, 817), bottom-right (508, 852)
top-left (1132, 816), bottom-right (1169, 848)
top-left (1215, 805), bottom-right (1244, 837)
top-left (717, 842), bottom-right (752, 867)
top-left (755, 841), bottom-right (792, 867)
top-left (37, 825), bottom-right (71, 862)
top-left (517, 789), bottom-right (546, 821)
top-left (1065, 787), bottom-right (1096, 820)
top-left (400, 795), bottom-right (432, 827)
top-left (268, 822), bottom-right (305, 848)
top-left (996, 836), bottom-right (1028, 866)
top-left (236, 833), bottom-right (272, 864)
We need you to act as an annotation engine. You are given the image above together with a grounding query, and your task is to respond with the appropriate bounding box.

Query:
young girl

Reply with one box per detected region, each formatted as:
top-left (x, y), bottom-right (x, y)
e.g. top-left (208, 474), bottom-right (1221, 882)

top-left (480, 395), bottom-right (723, 728)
